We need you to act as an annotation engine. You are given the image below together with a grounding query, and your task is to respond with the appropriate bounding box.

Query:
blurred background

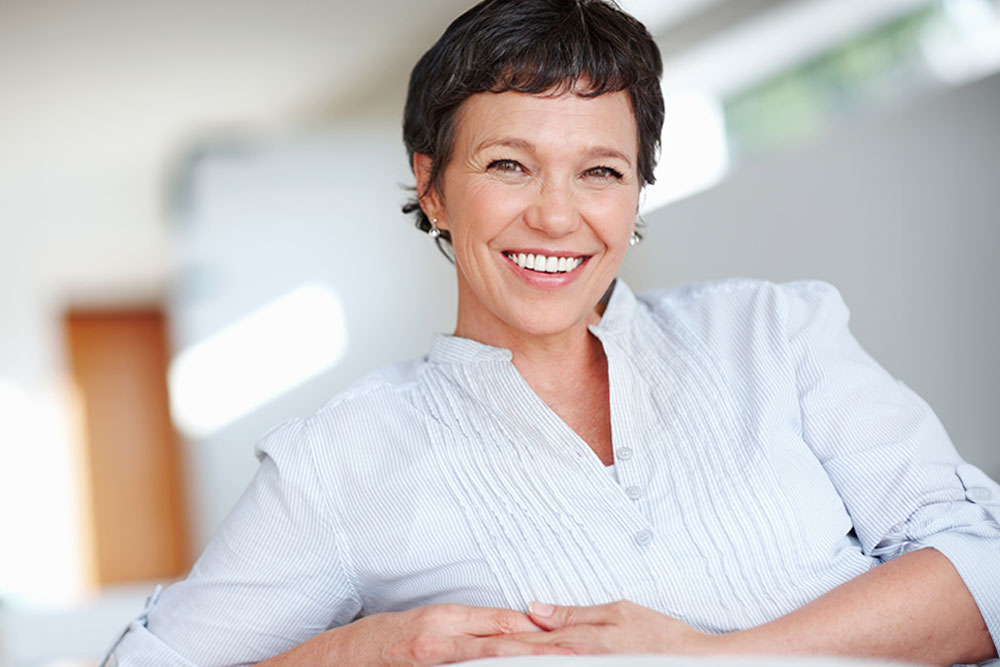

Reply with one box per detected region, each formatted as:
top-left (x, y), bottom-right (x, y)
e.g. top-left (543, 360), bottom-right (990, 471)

top-left (1, 0), bottom-right (998, 664)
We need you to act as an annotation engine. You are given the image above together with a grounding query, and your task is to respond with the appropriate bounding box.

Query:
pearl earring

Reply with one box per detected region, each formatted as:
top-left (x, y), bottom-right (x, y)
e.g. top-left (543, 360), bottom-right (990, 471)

top-left (629, 231), bottom-right (641, 246)
top-left (429, 218), bottom-right (442, 239)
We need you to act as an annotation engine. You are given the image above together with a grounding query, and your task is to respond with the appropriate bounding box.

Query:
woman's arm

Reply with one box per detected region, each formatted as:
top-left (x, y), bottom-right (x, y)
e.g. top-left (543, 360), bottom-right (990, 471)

top-left (712, 546), bottom-right (994, 663)
top-left (523, 547), bottom-right (996, 664)
top-left (256, 604), bottom-right (572, 667)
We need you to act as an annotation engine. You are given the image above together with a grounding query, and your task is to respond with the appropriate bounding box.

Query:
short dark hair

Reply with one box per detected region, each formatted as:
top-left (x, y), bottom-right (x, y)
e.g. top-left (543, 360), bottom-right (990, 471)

top-left (401, 0), bottom-right (664, 251)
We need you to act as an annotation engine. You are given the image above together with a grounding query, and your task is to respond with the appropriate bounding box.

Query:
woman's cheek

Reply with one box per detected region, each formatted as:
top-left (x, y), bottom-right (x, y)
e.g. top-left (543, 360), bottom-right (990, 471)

top-left (586, 196), bottom-right (636, 237)
top-left (476, 185), bottom-right (531, 223)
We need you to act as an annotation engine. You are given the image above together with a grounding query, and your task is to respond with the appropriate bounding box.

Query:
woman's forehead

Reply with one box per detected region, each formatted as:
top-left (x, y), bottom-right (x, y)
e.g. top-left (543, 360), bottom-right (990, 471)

top-left (453, 89), bottom-right (639, 158)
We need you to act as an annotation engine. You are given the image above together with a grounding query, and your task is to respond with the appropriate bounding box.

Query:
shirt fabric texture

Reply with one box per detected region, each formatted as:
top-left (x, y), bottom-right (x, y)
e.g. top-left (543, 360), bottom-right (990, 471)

top-left (104, 279), bottom-right (1000, 666)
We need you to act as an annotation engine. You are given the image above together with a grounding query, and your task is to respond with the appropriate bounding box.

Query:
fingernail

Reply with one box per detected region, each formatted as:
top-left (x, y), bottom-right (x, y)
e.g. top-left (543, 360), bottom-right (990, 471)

top-left (530, 601), bottom-right (555, 617)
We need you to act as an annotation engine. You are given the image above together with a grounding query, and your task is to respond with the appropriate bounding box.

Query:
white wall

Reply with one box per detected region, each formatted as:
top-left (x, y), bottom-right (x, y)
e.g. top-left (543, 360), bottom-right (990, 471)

top-left (624, 73), bottom-right (1000, 477)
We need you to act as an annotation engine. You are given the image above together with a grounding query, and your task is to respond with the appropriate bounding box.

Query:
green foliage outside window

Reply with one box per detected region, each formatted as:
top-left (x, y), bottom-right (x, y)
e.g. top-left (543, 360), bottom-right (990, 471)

top-left (724, 5), bottom-right (941, 160)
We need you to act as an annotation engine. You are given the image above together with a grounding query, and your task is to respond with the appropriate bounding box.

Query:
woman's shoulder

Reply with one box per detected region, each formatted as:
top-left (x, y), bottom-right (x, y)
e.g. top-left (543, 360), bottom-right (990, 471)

top-left (254, 356), bottom-right (433, 462)
top-left (314, 357), bottom-right (434, 434)
top-left (635, 277), bottom-right (848, 339)
top-left (639, 276), bottom-right (839, 306)
top-left (319, 357), bottom-right (427, 412)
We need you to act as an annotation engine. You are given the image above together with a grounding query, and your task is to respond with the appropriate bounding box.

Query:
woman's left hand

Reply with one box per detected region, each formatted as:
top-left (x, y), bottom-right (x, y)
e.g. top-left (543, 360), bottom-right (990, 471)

top-left (510, 600), bottom-right (718, 655)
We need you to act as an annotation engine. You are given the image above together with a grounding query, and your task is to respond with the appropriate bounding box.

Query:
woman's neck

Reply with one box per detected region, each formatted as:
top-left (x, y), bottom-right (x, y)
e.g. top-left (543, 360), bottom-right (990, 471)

top-left (453, 296), bottom-right (613, 463)
top-left (508, 327), bottom-right (606, 395)
top-left (456, 309), bottom-right (608, 406)
top-left (454, 303), bottom-right (607, 384)
top-left (507, 326), bottom-right (613, 465)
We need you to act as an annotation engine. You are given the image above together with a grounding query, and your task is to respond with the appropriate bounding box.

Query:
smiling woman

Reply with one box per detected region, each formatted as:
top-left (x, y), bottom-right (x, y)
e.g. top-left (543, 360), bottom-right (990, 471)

top-left (102, 1), bottom-right (1000, 666)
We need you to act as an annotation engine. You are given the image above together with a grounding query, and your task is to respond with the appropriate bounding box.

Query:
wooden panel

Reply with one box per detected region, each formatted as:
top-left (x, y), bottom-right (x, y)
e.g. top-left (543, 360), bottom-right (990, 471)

top-left (65, 309), bottom-right (189, 584)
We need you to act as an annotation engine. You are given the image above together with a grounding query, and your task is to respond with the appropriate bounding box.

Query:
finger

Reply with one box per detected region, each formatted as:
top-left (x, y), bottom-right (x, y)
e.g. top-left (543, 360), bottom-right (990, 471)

top-left (502, 630), bottom-right (565, 645)
top-left (505, 627), bottom-right (608, 653)
top-left (458, 605), bottom-right (543, 635)
top-left (528, 600), bottom-right (620, 630)
top-left (445, 636), bottom-right (575, 663)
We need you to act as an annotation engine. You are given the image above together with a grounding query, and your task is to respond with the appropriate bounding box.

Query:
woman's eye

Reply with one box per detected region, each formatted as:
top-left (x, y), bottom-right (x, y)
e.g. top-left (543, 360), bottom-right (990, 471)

top-left (487, 159), bottom-right (523, 173)
top-left (586, 166), bottom-right (624, 180)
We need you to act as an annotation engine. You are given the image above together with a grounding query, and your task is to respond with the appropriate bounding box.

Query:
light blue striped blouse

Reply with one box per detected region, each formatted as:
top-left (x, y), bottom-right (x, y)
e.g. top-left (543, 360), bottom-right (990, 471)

top-left (106, 279), bottom-right (1000, 666)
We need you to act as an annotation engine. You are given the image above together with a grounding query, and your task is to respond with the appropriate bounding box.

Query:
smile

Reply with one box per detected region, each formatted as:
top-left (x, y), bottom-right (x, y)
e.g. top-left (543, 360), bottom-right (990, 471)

top-left (502, 251), bottom-right (585, 274)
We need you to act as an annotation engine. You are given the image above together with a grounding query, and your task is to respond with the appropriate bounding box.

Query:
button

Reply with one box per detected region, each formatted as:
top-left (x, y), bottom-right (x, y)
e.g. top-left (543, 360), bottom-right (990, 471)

top-left (626, 485), bottom-right (643, 500)
top-left (967, 487), bottom-right (992, 502)
top-left (617, 447), bottom-right (633, 461)
top-left (634, 529), bottom-right (653, 546)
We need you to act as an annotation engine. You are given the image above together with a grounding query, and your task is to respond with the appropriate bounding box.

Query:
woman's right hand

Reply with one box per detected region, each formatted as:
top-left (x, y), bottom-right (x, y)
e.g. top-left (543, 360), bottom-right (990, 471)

top-left (260, 603), bottom-right (575, 666)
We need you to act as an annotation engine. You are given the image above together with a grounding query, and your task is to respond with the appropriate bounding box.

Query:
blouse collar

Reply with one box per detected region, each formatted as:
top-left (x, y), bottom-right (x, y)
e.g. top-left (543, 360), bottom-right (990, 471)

top-left (427, 278), bottom-right (638, 365)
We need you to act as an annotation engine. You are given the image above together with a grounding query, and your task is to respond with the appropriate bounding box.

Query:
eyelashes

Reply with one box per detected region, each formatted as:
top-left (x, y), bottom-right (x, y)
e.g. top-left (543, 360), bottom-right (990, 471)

top-left (487, 159), bottom-right (523, 173)
top-left (486, 159), bottom-right (624, 181)
top-left (586, 166), bottom-right (624, 180)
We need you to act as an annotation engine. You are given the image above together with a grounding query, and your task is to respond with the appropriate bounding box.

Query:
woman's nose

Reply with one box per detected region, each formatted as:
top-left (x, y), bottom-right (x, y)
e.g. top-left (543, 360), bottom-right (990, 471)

top-left (524, 179), bottom-right (580, 237)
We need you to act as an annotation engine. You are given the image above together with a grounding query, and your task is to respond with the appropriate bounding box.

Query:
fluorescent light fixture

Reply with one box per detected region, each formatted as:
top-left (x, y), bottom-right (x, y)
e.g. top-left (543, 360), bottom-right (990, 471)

top-left (641, 90), bottom-right (729, 214)
top-left (169, 284), bottom-right (347, 438)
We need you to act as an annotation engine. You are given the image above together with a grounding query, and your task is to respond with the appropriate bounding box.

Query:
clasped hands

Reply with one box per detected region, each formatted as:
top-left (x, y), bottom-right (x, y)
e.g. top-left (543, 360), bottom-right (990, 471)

top-left (342, 599), bottom-right (714, 666)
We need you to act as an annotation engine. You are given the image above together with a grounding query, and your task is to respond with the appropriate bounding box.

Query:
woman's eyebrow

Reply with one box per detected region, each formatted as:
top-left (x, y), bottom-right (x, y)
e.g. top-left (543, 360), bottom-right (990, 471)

top-left (473, 137), bottom-right (535, 155)
top-left (584, 147), bottom-right (633, 167)
top-left (473, 137), bottom-right (633, 167)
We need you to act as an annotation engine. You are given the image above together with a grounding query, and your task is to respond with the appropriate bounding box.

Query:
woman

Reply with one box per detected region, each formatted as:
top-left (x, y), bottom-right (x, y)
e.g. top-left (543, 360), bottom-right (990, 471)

top-left (105, 0), bottom-right (999, 665)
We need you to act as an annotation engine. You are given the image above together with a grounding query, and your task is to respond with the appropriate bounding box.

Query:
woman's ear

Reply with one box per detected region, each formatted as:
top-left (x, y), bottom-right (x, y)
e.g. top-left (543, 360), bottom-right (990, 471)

top-left (413, 153), bottom-right (446, 228)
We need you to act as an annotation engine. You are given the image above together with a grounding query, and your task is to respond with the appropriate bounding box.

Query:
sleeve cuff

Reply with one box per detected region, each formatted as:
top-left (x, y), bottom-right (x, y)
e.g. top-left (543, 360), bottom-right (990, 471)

top-left (101, 619), bottom-right (198, 667)
top-left (917, 531), bottom-right (1000, 661)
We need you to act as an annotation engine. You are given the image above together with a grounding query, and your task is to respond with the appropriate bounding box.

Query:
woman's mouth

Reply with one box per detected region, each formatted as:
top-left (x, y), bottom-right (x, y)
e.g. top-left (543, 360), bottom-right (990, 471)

top-left (502, 251), bottom-right (586, 274)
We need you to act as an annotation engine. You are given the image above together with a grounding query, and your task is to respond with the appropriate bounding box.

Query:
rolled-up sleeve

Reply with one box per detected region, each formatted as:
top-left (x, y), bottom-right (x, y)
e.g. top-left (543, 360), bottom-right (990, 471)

top-left (103, 597), bottom-right (198, 666)
top-left (784, 280), bottom-right (1000, 654)
top-left (102, 417), bottom-right (362, 667)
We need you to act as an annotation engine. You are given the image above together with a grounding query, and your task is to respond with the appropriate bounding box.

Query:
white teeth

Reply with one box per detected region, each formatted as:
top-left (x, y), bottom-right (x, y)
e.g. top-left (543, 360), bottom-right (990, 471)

top-left (505, 252), bottom-right (583, 274)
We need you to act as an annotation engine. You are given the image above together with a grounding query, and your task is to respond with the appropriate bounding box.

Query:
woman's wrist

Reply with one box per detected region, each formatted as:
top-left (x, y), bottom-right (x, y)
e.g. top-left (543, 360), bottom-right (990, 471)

top-left (255, 620), bottom-right (364, 667)
top-left (679, 629), bottom-right (752, 657)
top-left (699, 628), bottom-right (771, 656)
top-left (680, 625), bottom-right (795, 658)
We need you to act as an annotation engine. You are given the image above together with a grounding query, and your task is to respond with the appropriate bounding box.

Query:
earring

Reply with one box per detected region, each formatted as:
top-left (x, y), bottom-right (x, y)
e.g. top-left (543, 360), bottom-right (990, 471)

top-left (428, 218), bottom-right (442, 239)
top-left (629, 230), bottom-right (641, 246)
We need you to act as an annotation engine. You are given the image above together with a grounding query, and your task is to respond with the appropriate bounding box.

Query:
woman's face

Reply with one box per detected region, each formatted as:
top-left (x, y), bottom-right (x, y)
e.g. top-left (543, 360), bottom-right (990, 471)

top-left (417, 88), bottom-right (641, 347)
